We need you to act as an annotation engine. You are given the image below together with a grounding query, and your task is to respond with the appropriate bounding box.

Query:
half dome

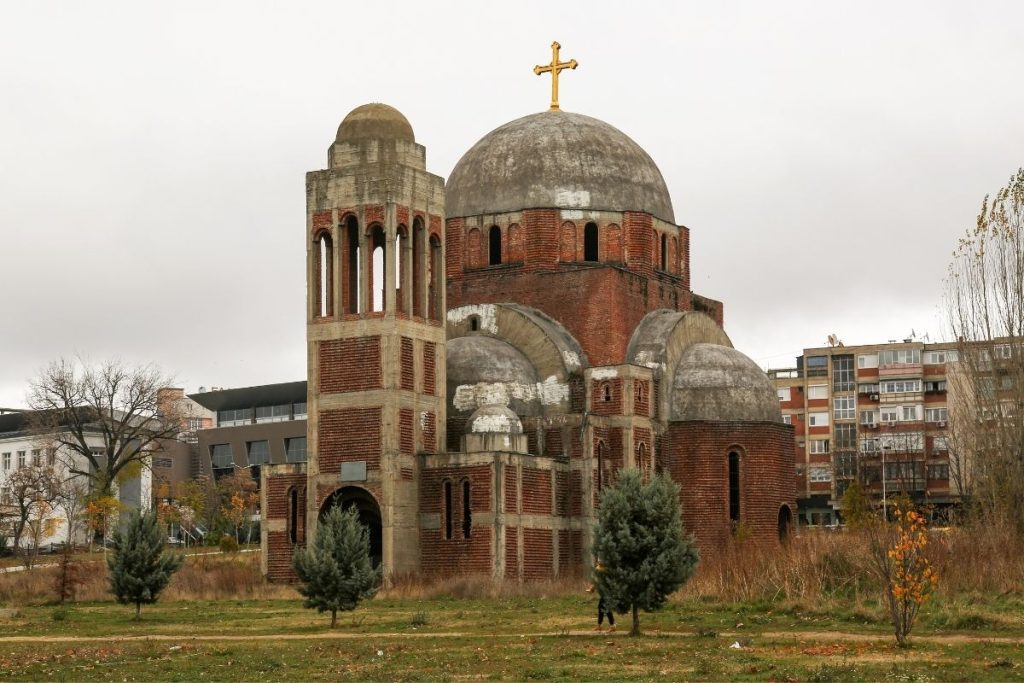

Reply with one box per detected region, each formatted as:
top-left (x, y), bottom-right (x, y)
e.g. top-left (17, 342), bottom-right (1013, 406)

top-left (446, 111), bottom-right (674, 222)
top-left (671, 344), bottom-right (782, 423)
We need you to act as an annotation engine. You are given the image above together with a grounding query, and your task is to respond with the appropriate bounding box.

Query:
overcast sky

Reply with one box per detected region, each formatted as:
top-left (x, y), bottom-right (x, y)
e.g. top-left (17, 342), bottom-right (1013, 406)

top-left (2, 1), bottom-right (1023, 408)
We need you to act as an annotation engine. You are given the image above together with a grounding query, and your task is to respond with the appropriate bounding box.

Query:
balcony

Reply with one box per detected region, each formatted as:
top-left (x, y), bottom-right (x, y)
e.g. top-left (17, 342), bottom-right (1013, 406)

top-left (878, 363), bottom-right (923, 378)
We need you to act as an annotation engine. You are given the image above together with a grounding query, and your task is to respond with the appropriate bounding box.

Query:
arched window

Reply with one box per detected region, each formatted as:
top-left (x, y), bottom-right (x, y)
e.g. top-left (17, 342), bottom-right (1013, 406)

top-left (637, 442), bottom-right (648, 473)
top-left (344, 216), bottom-right (360, 314)
top-left (584, 222), bottom-right (599, 262)
top-left (443, 480), bottom-right (453, 540)
top-left (429, 234), bottom-right (442, 321)
top-left (412, 218), bottom-right (424, 317)
top-left (288, 488), bottom-right (299, 544)
top-left (316, 232), bottom-right (333, 318)
top-left (596, 441), bottom-right (606, 491)
top-left (728, 451), bottom-right (741, 523)
top-left (370, 225), bottom-right (386, 312)
top-left (461, 479), bottom-right (472, 539)
top-left (396, 226), bottom-right (409, 314)
top-left (601, 382), bottom-right (612, 402)
top-left (488, 225), bottom-right (502, 265)
top-left (660, 232), bottom-right (668, 271)
top-left (635, 382), bottom-right (645, 402)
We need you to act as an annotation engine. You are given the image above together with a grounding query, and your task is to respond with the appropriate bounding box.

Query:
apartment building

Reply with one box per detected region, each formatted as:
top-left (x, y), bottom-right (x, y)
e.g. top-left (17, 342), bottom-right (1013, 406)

top-left (769, 340), bottom-right (959, 525)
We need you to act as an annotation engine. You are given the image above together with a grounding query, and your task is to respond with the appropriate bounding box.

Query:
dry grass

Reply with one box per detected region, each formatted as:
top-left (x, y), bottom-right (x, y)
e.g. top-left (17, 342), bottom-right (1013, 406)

top-left (3, 524), bottom-right (1023, 608)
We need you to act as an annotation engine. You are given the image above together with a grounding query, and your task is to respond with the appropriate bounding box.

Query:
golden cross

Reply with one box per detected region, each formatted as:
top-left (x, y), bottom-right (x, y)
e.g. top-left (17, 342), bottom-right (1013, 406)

top-left (533, 41), bottom-right (577, 111)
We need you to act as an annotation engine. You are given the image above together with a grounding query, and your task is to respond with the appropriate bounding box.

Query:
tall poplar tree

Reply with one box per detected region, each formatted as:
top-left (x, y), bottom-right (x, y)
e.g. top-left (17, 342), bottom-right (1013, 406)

top-left (592, 470), bottom-right (699, 636)
top-left (293, 505), bottom-right (379, 627)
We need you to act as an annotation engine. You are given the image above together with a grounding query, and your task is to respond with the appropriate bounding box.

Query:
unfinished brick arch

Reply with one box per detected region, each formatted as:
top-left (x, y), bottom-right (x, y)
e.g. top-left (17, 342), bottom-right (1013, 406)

top-left (320, 485), bottom-right (383, 568)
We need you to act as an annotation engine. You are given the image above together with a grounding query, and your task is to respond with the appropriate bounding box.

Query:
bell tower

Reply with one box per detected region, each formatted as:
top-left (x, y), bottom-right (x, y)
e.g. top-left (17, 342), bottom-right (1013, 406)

top-left (305, 103), bottom-right (446, 575)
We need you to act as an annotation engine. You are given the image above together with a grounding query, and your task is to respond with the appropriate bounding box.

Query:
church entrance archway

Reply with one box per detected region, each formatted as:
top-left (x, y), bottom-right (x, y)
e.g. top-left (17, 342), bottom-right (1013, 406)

top-left (320, 487), bottom-right (383, 568)
top-left (778, 504), bottom-right (793, 542)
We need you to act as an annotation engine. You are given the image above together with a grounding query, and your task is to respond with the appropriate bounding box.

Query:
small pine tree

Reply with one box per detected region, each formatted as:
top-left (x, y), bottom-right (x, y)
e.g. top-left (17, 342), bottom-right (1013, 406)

top-left (107, 509), bottom-right (184, 620)
top-left (293, 505), bottom-right (379, 628)
top-left (592, 470), bottom-right (699, 636)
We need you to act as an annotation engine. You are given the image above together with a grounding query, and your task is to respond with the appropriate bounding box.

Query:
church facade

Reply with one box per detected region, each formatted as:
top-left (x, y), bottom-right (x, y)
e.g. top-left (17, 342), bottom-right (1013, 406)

top-left (261, 98), bottom-right (796, 582)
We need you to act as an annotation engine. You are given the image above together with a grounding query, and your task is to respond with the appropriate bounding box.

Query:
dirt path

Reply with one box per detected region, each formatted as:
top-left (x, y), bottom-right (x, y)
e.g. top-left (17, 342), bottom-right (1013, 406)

top-left (1, 630), bottom-right (1021, 644)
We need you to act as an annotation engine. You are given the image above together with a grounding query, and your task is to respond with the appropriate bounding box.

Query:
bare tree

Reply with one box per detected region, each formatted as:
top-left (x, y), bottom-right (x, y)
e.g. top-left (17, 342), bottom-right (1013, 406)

top-left (6, 463), bottom-right (63, 568)
top-left (946, 168), bottom-right (1024, 534)
top-left (26, 359), bottom-right (182, 497)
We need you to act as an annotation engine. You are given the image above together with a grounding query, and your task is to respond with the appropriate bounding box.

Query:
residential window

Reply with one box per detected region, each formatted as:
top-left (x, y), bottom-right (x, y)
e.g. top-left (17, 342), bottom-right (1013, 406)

top-left (834, 396), bottom-right (856, 420)
top-left (860, 437), bottom-right (880, 453)
top-left (858, 353), bottom-right (879, 369)
top-left (928, 464), bottom-right (950, 480)
top-left (835, 423), bottom-right (857, 449)
top-left (1, 452), bottom-right (9, 470)
top-left (994, 344), bottom-right (1012, 359)
top-left (924, 380), bottom-right (947, 393)
top-left (777, 387), bottom-right (791, 402)
top-left (187, 418), bottom-right (205, 431)
top-left (294, 402), bottom-right (308, 419)
top-left (925, 407), bottom-right (948, 423)
top-left (880, 432), bottom-right (924, 452)
top-left (836, 453), bottom-right (857, 478)
top-left (925, 350), bottom-right (957, 364)
top-left (809, 467), bottom-right (832, 483)
top-left (880, 379), bottom-right (922, 394)
top-left (808, 412), bottom-right (830, 427)
top-left (901, 405), bottom-right (922, 422)
top-left (879, 349), bottom-right (921, 365)
top-left (46, 448), bottom-right (56, 466)
top-left (808, 384), bottom-right (828, 400)
top-left (255, 404), bottom-right (291, 424)
top-left (880, 407), bottom-right (899, 423)
top-left (17, 451), bottom-right (25, 468)
top-left (859, 382), bottom-right (880, 395)
top-left (247, 440), bottom-right (270, 466)
top-left (809, 439), bottom-right (830, 454)
top-left (933, 436), bottom-right (949, 452)
top-left (782, 414), bottom-right (792, 425)
top-left (806, 356), bottom-right (828, 377)
top-left (832, 355), bottom-right (854, 392)
top-left (285, 437), bottom-right (307, 463)
top-left (211, 444), bottom-right (233, 469)
top-left (860, 410), bottom-right (879, 425)
top-left (31, 449), bottom-right (41, 466)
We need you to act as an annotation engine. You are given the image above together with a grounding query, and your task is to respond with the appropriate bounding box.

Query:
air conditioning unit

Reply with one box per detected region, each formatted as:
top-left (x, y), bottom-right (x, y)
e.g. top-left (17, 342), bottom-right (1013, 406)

top-left (867, 423), bottom-right (878, 429)
top-left (870, 394), bottom-right (879, 400)
top-left (937, 421), bottom-right (946, 428)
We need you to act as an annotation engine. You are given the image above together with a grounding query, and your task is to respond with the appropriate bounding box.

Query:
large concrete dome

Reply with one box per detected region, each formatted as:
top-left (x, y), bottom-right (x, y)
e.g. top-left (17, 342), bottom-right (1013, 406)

top-left (336, 103), bottom-right (415, 143)
top-left (671, 344), bottom-right (782, 423)
top-left (446, 111), bottom-right (675, 222)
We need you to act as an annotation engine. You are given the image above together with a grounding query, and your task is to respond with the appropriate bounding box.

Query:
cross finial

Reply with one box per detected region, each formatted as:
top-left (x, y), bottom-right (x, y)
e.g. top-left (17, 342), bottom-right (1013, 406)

top-left (533, 41), bottom-right (577, 111)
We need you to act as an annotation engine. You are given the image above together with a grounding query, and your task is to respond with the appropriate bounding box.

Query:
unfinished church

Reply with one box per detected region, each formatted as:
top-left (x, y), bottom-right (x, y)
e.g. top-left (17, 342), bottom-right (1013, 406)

top-left (262, 76), bottom-right (796, 582)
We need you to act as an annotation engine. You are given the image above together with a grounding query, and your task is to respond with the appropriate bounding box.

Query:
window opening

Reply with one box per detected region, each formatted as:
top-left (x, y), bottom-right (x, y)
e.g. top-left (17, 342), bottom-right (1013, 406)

top-left (728, 451), bottom-right (741, 522)
top-left (412, 218), bottom-right (424, 317)
top-left (317, 232), bottom-right (333, 317)
top-left (429, 234), bottom-right (442, 320)
top-left (370, 225), bottom-right (386, 312)
top-left (288, 488), bottom-right (298, 544)
top-left (461, 479), bottom-right (472, 539)
top-left (584, 222), bottom-right (598, 261)
top-left (469, 316), bottom-right (480, 331)
top-left (488, 225), bottom-right (502, 265)
top-left (601, 383), bottom-right (612, 402)
top-left (345, 216), bottom-right (360, 314)
top-left (660, 233), bottom-right (668, 270)
top-left (443, 480), bottom-right (453, 540)
top-left (396, 227), bottom-right (408, 314)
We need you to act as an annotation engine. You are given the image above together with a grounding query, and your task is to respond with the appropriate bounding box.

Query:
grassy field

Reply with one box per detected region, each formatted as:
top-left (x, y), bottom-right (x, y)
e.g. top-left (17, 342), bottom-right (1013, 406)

top-left (2, 529), bottom-right (1024, 681)
top-left (1, 592), bottom-right (1023, 680)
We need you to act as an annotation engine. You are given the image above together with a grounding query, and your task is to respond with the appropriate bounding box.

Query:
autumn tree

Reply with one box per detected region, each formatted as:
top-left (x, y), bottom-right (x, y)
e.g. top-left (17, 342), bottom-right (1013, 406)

top-left (26, 359), bottom-right (183, 497)
top-left (216, 469), bottom-right (258, 542)
top-left (946, 168), bottom-right (1024, 533)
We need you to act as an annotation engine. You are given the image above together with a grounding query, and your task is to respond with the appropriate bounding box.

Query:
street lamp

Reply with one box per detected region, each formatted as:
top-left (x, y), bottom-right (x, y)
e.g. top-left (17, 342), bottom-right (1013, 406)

top-left (881, 444), bottom-right (890, 521)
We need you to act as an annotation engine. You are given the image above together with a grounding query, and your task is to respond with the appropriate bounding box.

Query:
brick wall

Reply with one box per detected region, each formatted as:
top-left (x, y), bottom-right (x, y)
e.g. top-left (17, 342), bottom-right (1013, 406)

top-left (591, 378), bottom-right (624, 415)
top-left (319, 338), bottom-right (382, 393)
top-left (420, 465), bottom-right (493, 575)
top-left (423, 342), bottom-right (436, 395)
top-left (505, 527), bottom-right (519, 579)
top-left (265, 472), bottom-right (306, 582)
top-left (400, 337), bottom-right (414, 391)
top-left (521, 468), bottom-right (552, 515)
top-left (663, 421), bottom-right (796, 554)
top-left (399, 408), bottom-right (414, 455)
top-left (634, 380), bottom-right (651, 417)
top-left (318, 407), bottom-right (381, 471)
top-left (422, 411), bottom-right (436, 454)
top-left (522, 528), bottom-right (554, 580)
